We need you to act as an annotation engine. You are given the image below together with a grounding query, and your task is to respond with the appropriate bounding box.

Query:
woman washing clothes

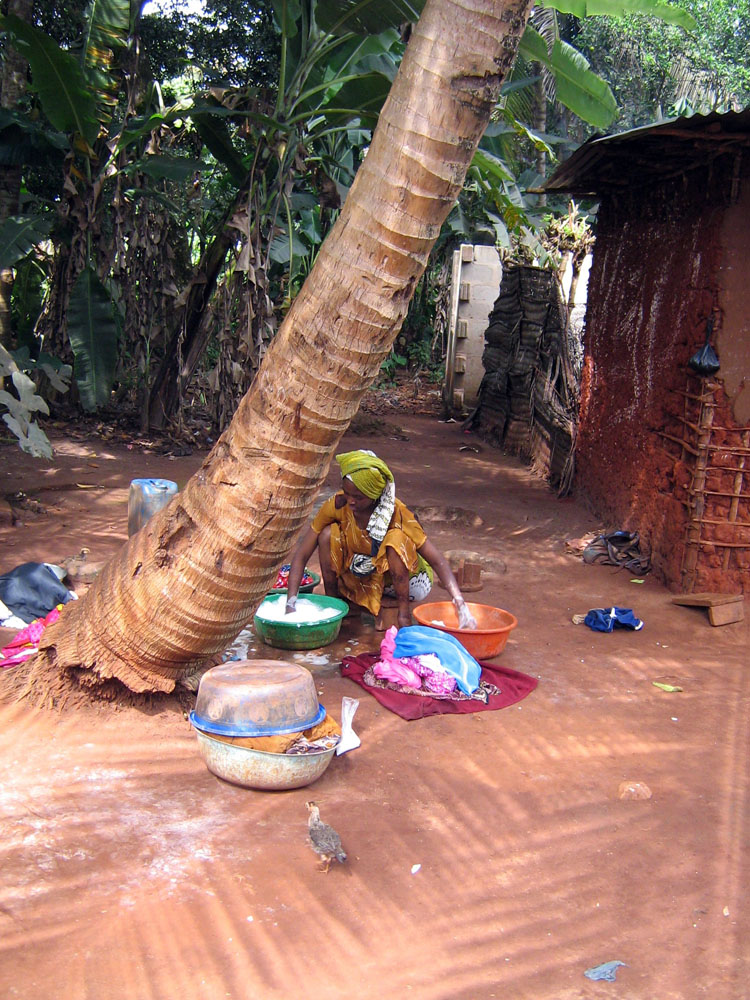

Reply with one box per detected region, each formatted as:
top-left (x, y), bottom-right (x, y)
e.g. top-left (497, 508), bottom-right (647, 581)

top-left (285, 450), bottom-right (477, 631)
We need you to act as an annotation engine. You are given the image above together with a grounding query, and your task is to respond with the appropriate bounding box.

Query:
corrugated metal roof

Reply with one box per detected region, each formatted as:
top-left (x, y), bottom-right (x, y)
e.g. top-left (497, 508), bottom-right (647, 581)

top-left (543, 109), bottom-right (750, 196)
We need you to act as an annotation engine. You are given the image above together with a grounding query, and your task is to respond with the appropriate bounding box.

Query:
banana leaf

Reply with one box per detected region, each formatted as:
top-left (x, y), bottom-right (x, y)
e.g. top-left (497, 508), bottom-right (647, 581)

top-left (81, 0), bottom-right (131, 126)
top-left (315, 0), bottom-right (422, 35)
top-left (125, 155), bottom-right (210, 182)
top-left (0, 215), bottom-right (54, 271)
top-left (550, 39), bottom-right (618, 129)
top-left (0, 15), bottom-right (99, 146)
top-left (67, 267), bottom-right (119, 412)
top-left (539, 0), bottom-right (696, 31)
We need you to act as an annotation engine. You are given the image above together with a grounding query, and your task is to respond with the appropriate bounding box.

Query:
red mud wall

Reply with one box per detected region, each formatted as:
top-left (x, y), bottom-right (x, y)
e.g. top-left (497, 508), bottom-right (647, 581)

top-left (576, 153), bottom-right (750, 593)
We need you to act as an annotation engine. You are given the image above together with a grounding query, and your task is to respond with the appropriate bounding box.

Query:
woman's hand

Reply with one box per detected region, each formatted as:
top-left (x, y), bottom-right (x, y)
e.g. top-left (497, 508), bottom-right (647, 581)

top-left (453, 595), bottom-right (477, 630)
top-left (417, 539), bottom-right (477, 629)
top-left (284, 526), bottom-right (319, 613)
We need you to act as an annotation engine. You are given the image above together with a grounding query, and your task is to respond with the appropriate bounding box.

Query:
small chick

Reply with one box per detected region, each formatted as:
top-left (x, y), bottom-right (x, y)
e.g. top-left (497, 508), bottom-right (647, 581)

top-left (306, 800), bottom-right (347, 872)
top-left (60, 547), bottom-right (89, 575)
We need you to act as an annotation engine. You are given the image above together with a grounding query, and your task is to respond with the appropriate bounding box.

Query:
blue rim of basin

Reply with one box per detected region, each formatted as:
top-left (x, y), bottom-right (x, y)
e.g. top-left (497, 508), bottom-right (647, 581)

top-left (188, 703), bottom-right (326, 738)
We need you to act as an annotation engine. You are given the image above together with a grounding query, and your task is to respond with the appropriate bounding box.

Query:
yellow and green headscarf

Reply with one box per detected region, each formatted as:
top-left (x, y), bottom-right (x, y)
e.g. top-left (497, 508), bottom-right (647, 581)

top-left (335, 450), bottom-right (394, 500)
top-left (335, 450), bottom-right (396, 573)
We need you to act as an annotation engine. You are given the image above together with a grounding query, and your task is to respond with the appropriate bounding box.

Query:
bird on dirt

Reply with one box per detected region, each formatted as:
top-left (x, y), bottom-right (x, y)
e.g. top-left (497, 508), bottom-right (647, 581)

top-left (306, 800), bottom-right (347, 872)
top-left (60, 547), bottom-right (89, 576)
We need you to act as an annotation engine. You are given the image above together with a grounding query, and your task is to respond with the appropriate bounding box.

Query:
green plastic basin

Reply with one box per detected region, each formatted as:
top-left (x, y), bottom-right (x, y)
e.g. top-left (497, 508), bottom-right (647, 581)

top-left (254, 594), bottom-right (349, 650)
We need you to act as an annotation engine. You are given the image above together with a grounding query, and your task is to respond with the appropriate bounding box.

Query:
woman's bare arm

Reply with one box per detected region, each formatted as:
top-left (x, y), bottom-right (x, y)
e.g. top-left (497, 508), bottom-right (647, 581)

top-left (285, 527), bottom-right (320, 611)
top-left (418, 537), bottom-right (477, 629)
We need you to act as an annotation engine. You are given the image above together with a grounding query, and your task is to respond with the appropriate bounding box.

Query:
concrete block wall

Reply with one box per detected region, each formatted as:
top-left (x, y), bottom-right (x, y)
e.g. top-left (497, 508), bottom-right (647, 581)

top-left (444, 244), bottom-right (503, 411)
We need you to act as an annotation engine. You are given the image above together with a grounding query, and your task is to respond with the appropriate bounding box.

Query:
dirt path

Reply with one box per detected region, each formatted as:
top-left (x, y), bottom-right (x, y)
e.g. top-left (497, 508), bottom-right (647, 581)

top-left (1, 414), bottom-right (748, 999)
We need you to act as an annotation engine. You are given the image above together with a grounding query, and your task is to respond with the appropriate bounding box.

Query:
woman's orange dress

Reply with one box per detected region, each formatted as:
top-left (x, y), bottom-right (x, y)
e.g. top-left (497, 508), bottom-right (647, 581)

top-left (311, 492), bottom-right (429, 614)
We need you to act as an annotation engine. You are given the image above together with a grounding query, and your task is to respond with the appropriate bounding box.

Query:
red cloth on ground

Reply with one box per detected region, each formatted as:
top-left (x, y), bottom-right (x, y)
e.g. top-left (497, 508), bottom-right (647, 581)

top-left (341, 652), bottom-right (538, 721)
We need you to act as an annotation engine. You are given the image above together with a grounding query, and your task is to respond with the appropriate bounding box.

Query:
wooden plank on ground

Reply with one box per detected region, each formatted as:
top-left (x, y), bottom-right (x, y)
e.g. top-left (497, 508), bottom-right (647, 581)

top-left (671, 593), bottom-right (744, 607)
top-left (671, 593), bottom-right (744, 627)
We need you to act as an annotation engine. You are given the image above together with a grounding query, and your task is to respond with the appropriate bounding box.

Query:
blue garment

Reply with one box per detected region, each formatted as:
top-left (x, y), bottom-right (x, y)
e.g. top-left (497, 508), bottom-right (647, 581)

top-left (584, 960), bottom-right (626, 981)
top-left (393, 625), bottom-right (481, 695)
top-left (584, 607), bottom-right (643, 633)
top-left (0, 561), bottom-right (74, 625)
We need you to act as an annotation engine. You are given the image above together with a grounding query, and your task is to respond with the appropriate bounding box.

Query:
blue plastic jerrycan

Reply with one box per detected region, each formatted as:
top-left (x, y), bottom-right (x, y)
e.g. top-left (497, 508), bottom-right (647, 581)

top-left (127, 478), bottom-right (179, 536)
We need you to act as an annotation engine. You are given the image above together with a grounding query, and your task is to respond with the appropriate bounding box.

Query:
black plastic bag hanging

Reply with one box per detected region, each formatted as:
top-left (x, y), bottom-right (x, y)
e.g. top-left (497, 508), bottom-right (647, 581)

top-left (688, 314), bottom-right (720, 376)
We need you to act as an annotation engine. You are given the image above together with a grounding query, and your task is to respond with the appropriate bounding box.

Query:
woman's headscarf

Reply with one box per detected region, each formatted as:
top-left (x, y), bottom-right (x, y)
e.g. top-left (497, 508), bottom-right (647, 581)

top-left (335, 450), bottom-right (394, 499)
top-left (334, 449), bottom-right (396, 575)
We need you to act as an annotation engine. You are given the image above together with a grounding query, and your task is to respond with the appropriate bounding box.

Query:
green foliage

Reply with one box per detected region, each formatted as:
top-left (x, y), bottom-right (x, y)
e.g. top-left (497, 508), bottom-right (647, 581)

top-left (0, 344), bottom-right (70, 459)
top-left (573, 0), bottom-right (750, 128)
top-left (80, 0), bottom-right (131, 124)
top-left (11, 258), bottom-right (48, 355)
top-left (1, 0), bottom-right (730, 440)
top-left (12, 347), bottom-right (73, 394)
top-left (379, 350), bottom-right (407, 382)
top-left (540, 0), bottom-right (695, 30)
top-left (190, 108), bottom-right (248, 185)
top-left (315, 0), bottom-right (421, 35)
top-left (141, 0), bottom-right (281, 91)
top-left (0, 14), bottom-right (99, 145)
top-left (0, 215), bottom-right (54, 271)
top-left (124, 154), bottom-right (210, 182)
top-left (67, 267), bottom-right (120, 412)
top-left (34, 0), bottom-right (86, 48)
top-left (0, 108), bottom-right (68, 170)
top-left (549, 39), bottom-right (618, 128)
top-left (519, 24), bottom-right (617, 127)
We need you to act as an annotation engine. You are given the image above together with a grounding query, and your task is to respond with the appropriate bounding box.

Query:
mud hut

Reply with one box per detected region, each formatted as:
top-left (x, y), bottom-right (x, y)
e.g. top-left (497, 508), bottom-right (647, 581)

top-left (544, 110), bottom-right (750, 594)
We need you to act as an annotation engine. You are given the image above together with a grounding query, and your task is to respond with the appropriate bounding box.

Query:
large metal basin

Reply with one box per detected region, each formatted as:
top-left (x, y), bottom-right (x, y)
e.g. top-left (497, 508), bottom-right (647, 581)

top-left (193, 728), bottom-right (335, 790)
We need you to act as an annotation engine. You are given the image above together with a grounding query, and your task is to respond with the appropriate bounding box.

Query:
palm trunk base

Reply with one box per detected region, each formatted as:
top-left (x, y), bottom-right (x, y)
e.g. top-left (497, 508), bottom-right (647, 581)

top-left (2, 645), bottom-right (203, 712)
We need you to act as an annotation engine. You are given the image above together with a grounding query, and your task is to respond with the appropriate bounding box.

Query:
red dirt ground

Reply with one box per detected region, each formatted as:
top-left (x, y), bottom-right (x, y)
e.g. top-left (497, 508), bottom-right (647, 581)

top-left (1, 399), bottom-right (748, 1000)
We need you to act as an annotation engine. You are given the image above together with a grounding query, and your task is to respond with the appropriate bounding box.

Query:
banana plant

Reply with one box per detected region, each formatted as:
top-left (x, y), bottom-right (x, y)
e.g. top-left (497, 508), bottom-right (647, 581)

top-left (0, 0), bottom-right (131, 411)
top-left (147, 0), bottom-right (405, 428)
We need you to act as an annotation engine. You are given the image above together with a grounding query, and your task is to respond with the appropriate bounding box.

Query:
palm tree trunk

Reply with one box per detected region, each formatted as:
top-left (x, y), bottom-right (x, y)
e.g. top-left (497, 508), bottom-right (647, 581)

top-left (533, 69), bottom-right (547, 208)
top-left (27, 0), bottom-right (534, 701)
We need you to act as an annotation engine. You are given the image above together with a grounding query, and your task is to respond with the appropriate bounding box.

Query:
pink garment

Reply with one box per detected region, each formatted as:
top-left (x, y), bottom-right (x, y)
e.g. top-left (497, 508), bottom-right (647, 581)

top-left (380, 626), bottom-right (398, 660)
top-left (0, 605), bottom-right (62, 668)
top-left (372, 657), bottom-right (422, 688)
top-left (371, 627), bottom-right (457, 694)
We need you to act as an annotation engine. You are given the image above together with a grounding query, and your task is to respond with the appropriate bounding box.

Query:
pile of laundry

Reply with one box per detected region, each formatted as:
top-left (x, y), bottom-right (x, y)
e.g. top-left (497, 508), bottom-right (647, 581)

top-left (370, 625), bottom-right (482, 697)
top-left (0, 561), bottom-right (77, 668)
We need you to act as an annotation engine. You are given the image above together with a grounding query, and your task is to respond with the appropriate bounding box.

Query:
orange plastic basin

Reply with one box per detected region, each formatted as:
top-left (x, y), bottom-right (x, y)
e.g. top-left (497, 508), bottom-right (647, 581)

top-left (412, 601), bottom-right (518, 660)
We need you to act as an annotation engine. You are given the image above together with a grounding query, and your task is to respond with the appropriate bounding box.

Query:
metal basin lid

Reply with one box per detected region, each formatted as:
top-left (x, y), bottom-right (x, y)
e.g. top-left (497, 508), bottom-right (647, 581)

top-left (193, 659), bottom-right (324, 736)
top-left (189, 704), bottom-right (326, 737)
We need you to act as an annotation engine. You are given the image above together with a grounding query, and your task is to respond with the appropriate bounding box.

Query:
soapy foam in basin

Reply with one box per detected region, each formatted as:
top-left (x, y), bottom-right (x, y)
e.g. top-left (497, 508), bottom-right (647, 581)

top-left (257, 596), bottom-right (340, 624)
